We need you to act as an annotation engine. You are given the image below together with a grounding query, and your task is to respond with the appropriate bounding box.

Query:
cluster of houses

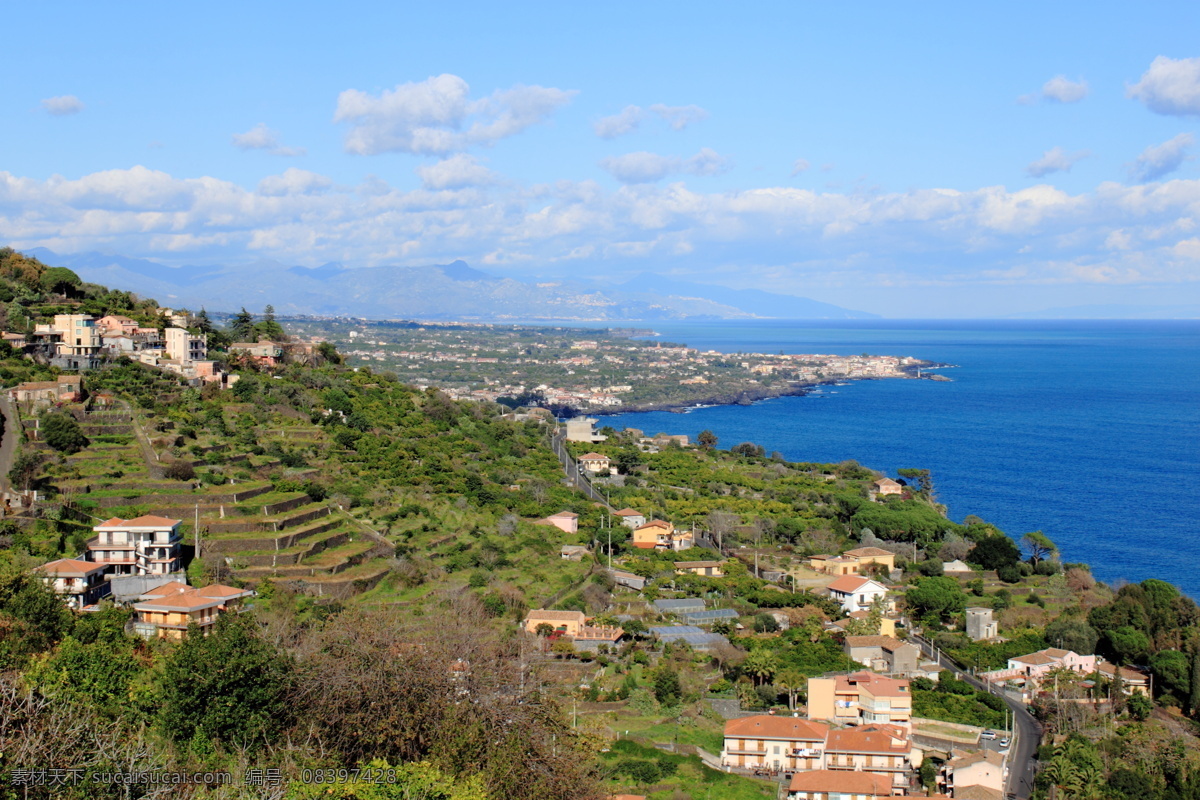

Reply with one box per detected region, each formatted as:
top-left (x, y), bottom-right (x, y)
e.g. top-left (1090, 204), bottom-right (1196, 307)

top-left (722, 670), bottom-right (1009, 800)
top-left (536, 506), bottom-right (696, 553)
top-left (980, 647), bottom-right (1149, 698)
top-left (5, 311), bottom-right (319, 401)
top-left (33, 513), bottom-right (250, 639)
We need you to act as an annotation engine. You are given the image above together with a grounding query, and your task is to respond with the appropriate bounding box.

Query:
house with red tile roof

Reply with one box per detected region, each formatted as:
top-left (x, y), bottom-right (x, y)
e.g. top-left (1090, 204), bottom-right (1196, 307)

top-left (613, 508), bottom-right (646, 529)
top-left (131, 582), bottom-right (253, 639)
top-left (788, 769), bottom-right (894, 800)
top-left (721, 715), bottom-right (830, 772)
top-left (35, 558), bottom-right (110, 608)
top-left (807, 671), bottom-right (912, 729)
top-left (824, 725), bottom-right (913, 792)
top-left (825, 576), bottom-right (891, 615)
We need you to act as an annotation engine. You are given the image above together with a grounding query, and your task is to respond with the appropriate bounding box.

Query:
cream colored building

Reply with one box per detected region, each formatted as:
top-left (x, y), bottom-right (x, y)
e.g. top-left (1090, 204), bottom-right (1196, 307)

top-left (164, 327), bottom-right (207, 364)
top-left (89, 515), bottom-right (183, 575)
top-left (809, 547), bottom-right (896, 576)
top-left (131, 582), bottom-right (253, 640)
top-left (523, 609), bottom-right (587, 636)
top-left (824, 725), bottom-right (913, 794)
top-left (807, 671), bottom-right (912, 729)
top-left (940, 749), bottom-right (1005, 797)
top-left (721, 715), bottom-right (829, 771)
top-left (35, 558), bottom-right (110, 609)
top-left (788, 770), bottom-right (893, 800)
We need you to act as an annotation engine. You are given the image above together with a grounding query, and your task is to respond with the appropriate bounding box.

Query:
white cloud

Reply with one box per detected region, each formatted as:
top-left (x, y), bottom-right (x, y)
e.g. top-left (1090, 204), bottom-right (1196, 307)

top-left (4, 165), bottom-right (1200, 291)
top-left (648, 103), bottom-right (709, 130)
top-left (257, 168), bottom-right (332, 196)
top-left (1128, 56), bottom-right (1200, 116)
top-left (1128, 133), bottom-right (1195, 182)
top-left (1026, 147), bottom-right (1089, 177)
top-left (41, 95), bottom-right (84, 116)
top-left (334, 74), bottom-right (577, 155)
top-left (791, 159), bottom-right (811, 176)
top-left (415, 154), bottom-right (499, 190)
top-left (231, 123), bottom-right (306, 157)
top-left (1018, 76), bottom-right (1088, 105)
top-left (594, 106), bottom-right (644, 139)
top-left (600, 148), bottom-right (731, 183)
top-left (1042, 76), bottom-right (1089, 104)
top-left (593, 103), bottom-right (708, 138)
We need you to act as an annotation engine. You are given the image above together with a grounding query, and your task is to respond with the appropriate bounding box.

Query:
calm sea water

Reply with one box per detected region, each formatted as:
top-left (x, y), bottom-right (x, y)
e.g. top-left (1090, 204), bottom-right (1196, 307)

top-left (604, 320), bottom-right (1200, 595)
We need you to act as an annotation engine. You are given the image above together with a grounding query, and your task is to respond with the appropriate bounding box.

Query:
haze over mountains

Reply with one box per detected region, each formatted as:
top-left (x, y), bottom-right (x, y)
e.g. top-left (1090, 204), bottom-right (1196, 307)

top-left (25, 248), bottom-right (878, 321)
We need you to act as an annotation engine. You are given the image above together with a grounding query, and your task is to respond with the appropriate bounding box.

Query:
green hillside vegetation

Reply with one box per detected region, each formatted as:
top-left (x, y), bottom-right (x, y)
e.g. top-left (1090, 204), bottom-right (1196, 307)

top-left (7, 249), bottom-right (1200, 798)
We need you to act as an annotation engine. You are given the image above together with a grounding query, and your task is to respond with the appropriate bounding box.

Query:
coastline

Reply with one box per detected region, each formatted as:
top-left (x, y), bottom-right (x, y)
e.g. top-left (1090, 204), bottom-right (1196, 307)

top-left (588, 361), bottom-right (952, 416)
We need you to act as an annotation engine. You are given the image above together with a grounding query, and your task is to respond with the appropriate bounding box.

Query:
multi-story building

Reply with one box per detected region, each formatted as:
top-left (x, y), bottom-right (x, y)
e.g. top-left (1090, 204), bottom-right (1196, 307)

top-left (939, 749), bottom-right (1005, 799)
top-left (632, 520), bottom-right (694, 551)
top-left (131, 581), bottom-right (254, 639)
top-left (164, 327), bottom-right (206, 364)
top-left (843, 636), bottom-right (922, 676)
top-left (809, 547), bottom-right (896, 576)
top-left (807, 671), bottom-right (913, 729)
top-left (965, 607), bottom-right (998, 641)
top-left (88, 515), bottom-right (183, 576)
top-left (51, 314), bottom-right (103, 369)
top-left (824, 725), bottom-right (913, 794)
top-left (721, 715), bottom-right (830, 772)
top-left (787, 770), bottom-right (894, 800)
top-left (34, 558), bottom-right (110, 608)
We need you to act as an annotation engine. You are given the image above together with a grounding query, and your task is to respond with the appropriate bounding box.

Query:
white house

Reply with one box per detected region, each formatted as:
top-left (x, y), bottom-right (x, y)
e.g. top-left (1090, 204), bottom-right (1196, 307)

top-left (825, 575), bottom-right (891, 615)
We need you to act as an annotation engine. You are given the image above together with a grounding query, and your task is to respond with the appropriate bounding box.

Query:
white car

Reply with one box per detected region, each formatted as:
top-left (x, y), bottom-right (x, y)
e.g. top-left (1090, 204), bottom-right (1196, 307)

top-left (1000, 738), bottom-right (1010, 747)
top-left (980, 730), bottom-right (997, 740)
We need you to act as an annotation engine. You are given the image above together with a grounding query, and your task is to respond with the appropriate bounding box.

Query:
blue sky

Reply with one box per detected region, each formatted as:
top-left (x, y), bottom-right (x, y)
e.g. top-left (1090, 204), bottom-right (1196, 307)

top-left (3, 1), bottom-right (1200, 316)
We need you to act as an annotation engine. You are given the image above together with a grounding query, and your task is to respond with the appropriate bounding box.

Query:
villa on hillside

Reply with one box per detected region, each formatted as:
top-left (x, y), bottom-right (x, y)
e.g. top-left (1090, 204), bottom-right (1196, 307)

top-left (536, 510), bottom-right (579, 534)
top-left (809, 547), bottom-right (896, 576)
top-left (35, 558), bottom-right (110, 609)
top-left (577, 452), bottom-right (611, 473)
top-left (872, 478), bottom-right (902, 498)
top-left (631, 520), bottom-right (694, 551)
top-left (131, 581), bottom-right (254, 639)
top-left (807, 671), bottom-right (913, 729)
top-left (980, 648), bottom-right (1098, 691)
top-left (88, 515), bottom-right (183, 576)
top-left (825, 575), bottom-right (892, 615)
top-left (613, 508), bottom-right (646, 529)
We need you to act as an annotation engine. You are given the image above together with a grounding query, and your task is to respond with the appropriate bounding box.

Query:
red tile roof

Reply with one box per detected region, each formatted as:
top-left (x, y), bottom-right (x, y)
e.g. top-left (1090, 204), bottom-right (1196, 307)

top-left (788, 770), bottom-right (892, 796)
top-left (825, 724), bottom-right (910, 755)
top-left (826, 575), bottom-right (878, 593)
top-left (35, 558), bottom-right (107, 577)
top-left (723, 715), bottom-right (829, 741)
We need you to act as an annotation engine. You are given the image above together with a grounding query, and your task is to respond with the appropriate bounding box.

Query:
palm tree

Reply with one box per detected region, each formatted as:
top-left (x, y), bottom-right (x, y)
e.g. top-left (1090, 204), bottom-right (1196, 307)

top-left (743, 648), bottom-right (779, 687)
top-left (776, 667), bottom-right (805, 711)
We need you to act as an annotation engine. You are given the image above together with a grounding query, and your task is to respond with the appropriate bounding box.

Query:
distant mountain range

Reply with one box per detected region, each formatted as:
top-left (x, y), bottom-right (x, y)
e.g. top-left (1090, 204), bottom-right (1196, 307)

top-left (23, 248), bottom-right (877, 322)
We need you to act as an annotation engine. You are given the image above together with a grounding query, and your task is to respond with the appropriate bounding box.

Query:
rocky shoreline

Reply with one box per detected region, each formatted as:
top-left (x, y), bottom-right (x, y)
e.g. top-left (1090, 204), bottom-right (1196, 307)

top-left (591, 360), bottom-right (951, 416)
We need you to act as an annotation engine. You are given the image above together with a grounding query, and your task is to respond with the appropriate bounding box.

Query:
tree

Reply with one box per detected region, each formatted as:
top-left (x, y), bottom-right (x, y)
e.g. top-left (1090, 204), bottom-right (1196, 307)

top-left (897, 467), bottom-right (934, 495)
top-left (968, 535), bottom-right (1021, 570)
top-left (229, 307), bottom-right (255, 342)
top-left (1022, 530), bottom-right (1057, 565)
top-left (742, 648), bottom-right (778, 686)
top-left (157, 613), bottom-right (294, 752)
top-left (1190, 651), bottom-right (1200, 716)
top-left (905, 576), bottom-right (967, 623)
top-left (163, 459), bottom-right (196, 481)
top-left (1149, 650), bottom-right (1189, 702)
top-left (697, 429), bottom-right (718, 450)
top-left (317, 341), bottom-right (343, 365)
top-left (731, 442), bottom-right (765, 458)
top-left (534, 622), bottom-right (554, 638)
top-left (40, 266), bottom-right (82, 296)
top-left (41, 412), bottom-right (88, 454)
top-left (254, 304), bottom-right (287, 341)
top-left (1044, 616), bottom-right (1099, 655)
top-left (1127, 693), bottom-right (1153, 720)
top-left (652, 665), bottom-right (681, 705)
top-left (776, 667), bottom-right (805, 711)
top-left (8, 451), bottom-right (44, 492)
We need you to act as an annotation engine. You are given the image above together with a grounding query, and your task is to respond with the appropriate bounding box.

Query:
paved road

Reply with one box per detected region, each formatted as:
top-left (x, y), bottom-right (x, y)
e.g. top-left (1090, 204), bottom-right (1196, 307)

top-left (0, 395), bottom-right (21, 496)
top-left (911, 633), bottom-right (1041, 799)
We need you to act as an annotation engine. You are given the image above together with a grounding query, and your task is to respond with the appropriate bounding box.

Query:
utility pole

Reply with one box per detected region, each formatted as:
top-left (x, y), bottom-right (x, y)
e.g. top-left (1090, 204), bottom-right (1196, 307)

top-left (608, 527), bottom-right (612, 570)
top-left (194, 502), bottom-right (200, 562)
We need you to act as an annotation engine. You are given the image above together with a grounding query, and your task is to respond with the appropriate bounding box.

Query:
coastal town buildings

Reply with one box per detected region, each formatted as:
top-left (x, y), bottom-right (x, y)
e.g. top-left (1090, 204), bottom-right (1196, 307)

top-left (825, 576), bottom-right (892, 615)
top-left (34, 558), bottom-right (110, 609)
top-left (130, 581), bottom-right (254, 640)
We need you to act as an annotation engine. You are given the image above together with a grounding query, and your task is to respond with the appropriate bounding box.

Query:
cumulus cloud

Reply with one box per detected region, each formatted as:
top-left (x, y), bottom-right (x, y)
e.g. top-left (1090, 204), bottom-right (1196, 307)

top-left (334, 74), bottom-right (576, 155)
top-left (648, 103), bottom-right (709, 130)
top-left (1128, 56), bottom-right (1200, 116)
top-left (257, 168), bottom-right (332, 196)
top-left (415, 154), bottom-right (498, 190)
top-left (593, 103), bottom-right (708, 138)
top-left (594, 106), bottom-right (644, 139)
top-left (1128, 133), bottom-right (1195, 182)
top-left (1026, 147), bottom-right (1089, 177)
top-left (1019, 76), bottom-right (1089, 105)
top-left (232, 123), bottom-right (306, 157)
top-left (5, 164), bottom-right (1200, 291)
top-left (41, 95), bottom-right (84, 116)
top-left (600, 148), bottom-right (731, 183)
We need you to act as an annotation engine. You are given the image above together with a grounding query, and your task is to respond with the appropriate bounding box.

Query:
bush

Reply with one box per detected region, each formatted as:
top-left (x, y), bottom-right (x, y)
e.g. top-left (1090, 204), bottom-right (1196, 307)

top-left (164, 460), bottom-right (196, 481)
top-left (1034, 560), bottom-right (1059, 576)
top-left (41, 413), bottom-right (88, 454)
top-left (996, 564), bottom-right (1022, 583)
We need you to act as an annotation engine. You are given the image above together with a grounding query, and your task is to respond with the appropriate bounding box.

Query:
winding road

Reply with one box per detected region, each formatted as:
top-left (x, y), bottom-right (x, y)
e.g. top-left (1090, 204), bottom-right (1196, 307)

top-left (911, 633), bottom-right (1041, 799)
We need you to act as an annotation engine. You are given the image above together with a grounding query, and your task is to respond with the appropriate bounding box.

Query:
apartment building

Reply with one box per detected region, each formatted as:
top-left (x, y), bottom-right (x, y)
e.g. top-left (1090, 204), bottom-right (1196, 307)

top-left (88, 515), bottom-right (183, 576)
top-left (721, 715), bottom-right (830, 772)
top-left (807, 671), bottom-right (912, 729)
top-left (131, 581), bottom-right (254, 640)
top-left (34, 558), bottom-right (110, 609)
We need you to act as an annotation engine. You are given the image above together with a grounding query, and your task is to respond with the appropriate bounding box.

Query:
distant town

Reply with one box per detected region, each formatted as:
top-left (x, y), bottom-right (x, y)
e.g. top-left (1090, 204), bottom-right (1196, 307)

top-left (283, 317), bottom-right (941, 413)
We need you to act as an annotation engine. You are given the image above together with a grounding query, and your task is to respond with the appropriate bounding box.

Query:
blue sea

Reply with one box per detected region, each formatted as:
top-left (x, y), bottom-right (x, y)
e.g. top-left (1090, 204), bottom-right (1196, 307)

top-left (603, 320), bottom-right (1200, 596)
